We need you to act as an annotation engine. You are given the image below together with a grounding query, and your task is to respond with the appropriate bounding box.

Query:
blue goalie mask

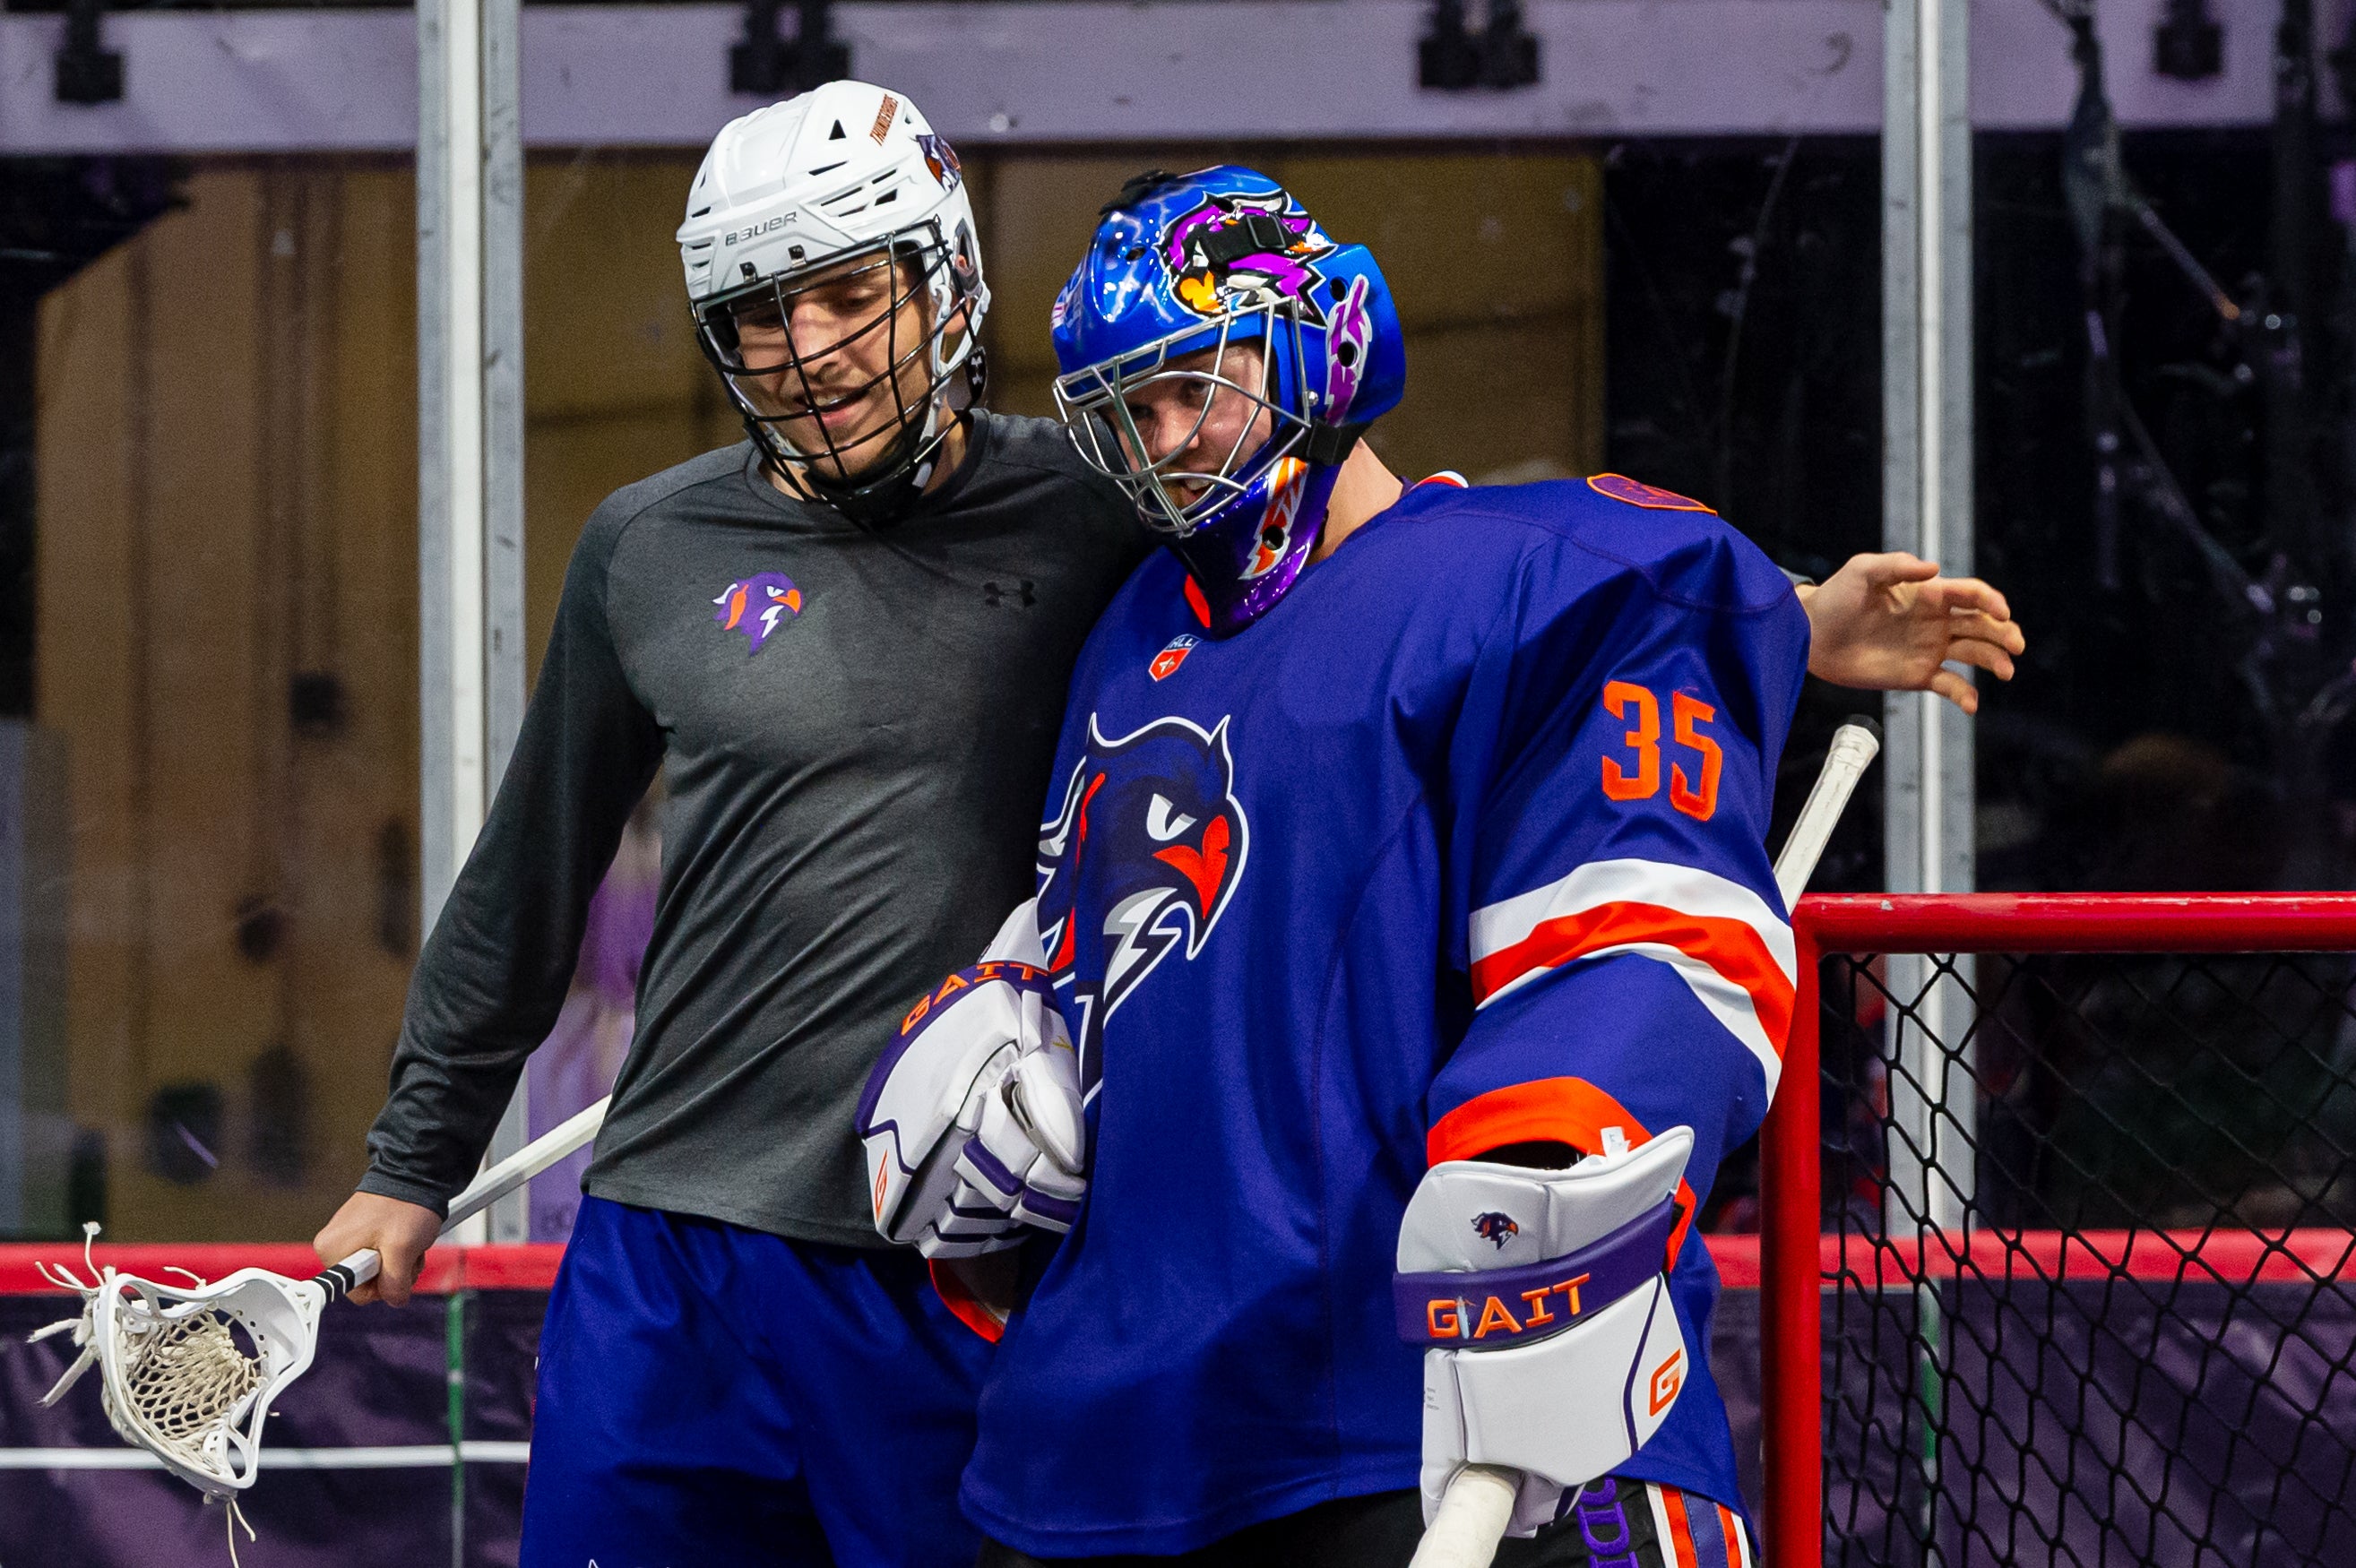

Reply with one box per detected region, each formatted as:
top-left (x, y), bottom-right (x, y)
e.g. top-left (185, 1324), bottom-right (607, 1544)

top-left (1050, 167), bottom-right (1406, 635)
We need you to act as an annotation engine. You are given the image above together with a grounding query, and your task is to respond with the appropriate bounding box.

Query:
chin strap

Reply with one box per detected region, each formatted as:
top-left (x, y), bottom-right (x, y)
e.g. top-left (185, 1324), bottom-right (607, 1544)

top-left (788, 455), bottom-right (936, 529)
top-left (1301, 419), bottom-right (1368, 467)
top-left (765, 351), bottom-right (988, 529)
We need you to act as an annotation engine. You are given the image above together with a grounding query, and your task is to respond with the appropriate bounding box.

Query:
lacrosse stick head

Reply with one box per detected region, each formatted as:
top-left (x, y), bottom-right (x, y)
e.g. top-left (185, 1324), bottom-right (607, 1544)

top-left (40, 1254), bottom-right (331, 1498)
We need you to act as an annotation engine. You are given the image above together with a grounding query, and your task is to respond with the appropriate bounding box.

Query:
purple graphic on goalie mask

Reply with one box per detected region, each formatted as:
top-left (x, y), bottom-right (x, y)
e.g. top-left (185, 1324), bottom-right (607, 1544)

top-left (1322, 273), bottom-right (1375, 418)
top-left (1160, 191), bottom-right (1334, 318)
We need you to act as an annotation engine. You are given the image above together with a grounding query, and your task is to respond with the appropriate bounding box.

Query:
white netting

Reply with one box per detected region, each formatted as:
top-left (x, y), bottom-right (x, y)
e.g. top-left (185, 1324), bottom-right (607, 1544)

top-left (105, 1300), bottom-right (263, 1462)
top-left (29, 1228), bottom-right (282, 1564)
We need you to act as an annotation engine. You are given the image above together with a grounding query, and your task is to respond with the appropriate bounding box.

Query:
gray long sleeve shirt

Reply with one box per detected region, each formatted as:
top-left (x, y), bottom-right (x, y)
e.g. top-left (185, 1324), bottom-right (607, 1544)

top-left (360, 413), bottom-right (1149, 1245)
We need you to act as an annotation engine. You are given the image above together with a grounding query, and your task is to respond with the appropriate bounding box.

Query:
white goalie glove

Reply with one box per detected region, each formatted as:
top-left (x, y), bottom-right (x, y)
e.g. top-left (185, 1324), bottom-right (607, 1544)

top-left (1397, 1124), bottom-right (1696, 1538)
top-left (857, 900), bottom-right (1087, 1256)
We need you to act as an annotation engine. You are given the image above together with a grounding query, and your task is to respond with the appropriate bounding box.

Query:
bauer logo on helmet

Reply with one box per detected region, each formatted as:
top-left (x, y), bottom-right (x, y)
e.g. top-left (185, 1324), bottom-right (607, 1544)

top-left (726, 214), bottom-right (796, 247)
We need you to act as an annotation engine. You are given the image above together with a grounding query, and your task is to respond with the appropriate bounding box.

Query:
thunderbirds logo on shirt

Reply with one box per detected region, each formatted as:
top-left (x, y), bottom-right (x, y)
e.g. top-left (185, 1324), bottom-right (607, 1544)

top-left (1035, 713), bottom-right (1248, 1095)
top-left (712, 573), bottom-right (802, 653)
top-left (1148, 635), bottom-right (1199, 681)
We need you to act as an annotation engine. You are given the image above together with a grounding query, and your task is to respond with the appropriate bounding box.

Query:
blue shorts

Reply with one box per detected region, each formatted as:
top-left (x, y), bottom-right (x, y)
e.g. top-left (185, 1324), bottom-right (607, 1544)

top-left (519, 1195), bottom-right (992, 1568)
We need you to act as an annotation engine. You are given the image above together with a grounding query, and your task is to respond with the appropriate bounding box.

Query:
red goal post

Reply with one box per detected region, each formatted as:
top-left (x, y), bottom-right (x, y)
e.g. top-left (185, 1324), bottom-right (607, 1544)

top-left (1758, 893), bottom-right (2356, 1568)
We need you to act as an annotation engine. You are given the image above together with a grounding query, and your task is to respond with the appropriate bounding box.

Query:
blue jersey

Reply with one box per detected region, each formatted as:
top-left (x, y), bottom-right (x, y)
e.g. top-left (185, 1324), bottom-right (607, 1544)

top-left (961, 475), bottom-right (1811, 1556)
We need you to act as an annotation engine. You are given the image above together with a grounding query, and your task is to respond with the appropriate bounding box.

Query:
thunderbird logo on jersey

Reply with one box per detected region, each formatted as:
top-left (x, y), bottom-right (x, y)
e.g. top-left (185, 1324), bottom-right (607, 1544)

top-left (1035, 713), bottom-right (1249, 1094)
top-left (712, 573), bottom-right (802, 653)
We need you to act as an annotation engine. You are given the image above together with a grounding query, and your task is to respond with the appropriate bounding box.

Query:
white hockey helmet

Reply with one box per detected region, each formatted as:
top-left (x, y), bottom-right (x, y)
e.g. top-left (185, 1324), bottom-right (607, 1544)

top-left (677, 82), bottom-right (990, 522)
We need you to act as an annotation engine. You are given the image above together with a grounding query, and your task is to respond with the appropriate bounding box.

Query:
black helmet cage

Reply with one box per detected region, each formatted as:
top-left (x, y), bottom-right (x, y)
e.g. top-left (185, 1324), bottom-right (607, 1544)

top-left (694, 217), bottom-right (987, 520)
top-left (1051, 303), bottom-right (1314, 538)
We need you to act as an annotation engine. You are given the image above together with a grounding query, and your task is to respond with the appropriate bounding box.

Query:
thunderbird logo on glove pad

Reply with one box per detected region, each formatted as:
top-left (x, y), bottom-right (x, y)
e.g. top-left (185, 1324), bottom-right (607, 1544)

top-left (1471, 1211), bottom-right (1521, 1249)
top-left (1035, 713), bottom-right (1249, 1097)
top-left (1397, 1197), bottom-right (1678, 1348)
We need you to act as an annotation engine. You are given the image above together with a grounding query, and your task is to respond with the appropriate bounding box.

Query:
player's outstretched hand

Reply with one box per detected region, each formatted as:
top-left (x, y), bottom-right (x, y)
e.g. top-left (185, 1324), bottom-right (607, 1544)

top-left (1800, 552), bottom-right (2024, 713)
top-left (313, 1191), bottom-right (442, 1305)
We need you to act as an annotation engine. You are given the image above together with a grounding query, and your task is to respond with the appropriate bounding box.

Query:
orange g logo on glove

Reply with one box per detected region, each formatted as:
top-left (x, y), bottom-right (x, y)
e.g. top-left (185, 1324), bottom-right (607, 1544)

top-left (1647, 1348), bottom-right (1685, 1417)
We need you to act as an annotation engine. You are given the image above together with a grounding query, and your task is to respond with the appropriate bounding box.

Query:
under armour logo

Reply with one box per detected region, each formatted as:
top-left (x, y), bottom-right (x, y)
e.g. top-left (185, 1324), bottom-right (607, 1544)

top-left (983, 579), bottom-right (1037, 608)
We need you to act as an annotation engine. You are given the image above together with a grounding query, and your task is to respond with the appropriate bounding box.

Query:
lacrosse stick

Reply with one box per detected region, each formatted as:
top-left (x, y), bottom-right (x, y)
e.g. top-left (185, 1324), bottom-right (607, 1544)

top-left (29, 1095), bottom-right (609, 1503)
top-left (1411, 716), bottom-right (1883, 1568)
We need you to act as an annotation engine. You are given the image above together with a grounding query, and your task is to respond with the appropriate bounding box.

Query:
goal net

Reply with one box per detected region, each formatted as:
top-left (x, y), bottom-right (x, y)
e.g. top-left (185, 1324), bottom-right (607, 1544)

top-left (1758, 894), bottom-right (2356, 1568)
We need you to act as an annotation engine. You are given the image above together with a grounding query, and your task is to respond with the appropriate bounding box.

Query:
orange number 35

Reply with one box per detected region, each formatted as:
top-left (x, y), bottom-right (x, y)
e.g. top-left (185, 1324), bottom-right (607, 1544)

top-left (1601, 681), bottom-right (1722, 823)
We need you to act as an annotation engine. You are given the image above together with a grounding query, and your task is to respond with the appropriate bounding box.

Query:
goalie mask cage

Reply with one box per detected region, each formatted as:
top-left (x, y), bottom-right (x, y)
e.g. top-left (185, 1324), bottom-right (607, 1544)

top-left (1758, 894), bottom-right (2356, 1568)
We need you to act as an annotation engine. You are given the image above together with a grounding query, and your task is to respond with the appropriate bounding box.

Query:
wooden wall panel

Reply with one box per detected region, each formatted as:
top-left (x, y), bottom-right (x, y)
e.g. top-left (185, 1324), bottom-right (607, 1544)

top-left (142, 170), bottom-right (271, 1136)
top-left (34, 246), bottom-right (137, 1143)
top-left (522, 151), bottom-right (729, 668)
top-left (35, 159), bottom-right (418, 1241)
top-left (298, 166), bottom-right (422, 1204)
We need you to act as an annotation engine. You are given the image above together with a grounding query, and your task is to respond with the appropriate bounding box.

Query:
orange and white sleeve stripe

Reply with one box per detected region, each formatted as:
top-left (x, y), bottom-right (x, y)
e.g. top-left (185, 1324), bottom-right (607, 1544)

top-left (1465, 857), bottom-right (1797, 1098)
